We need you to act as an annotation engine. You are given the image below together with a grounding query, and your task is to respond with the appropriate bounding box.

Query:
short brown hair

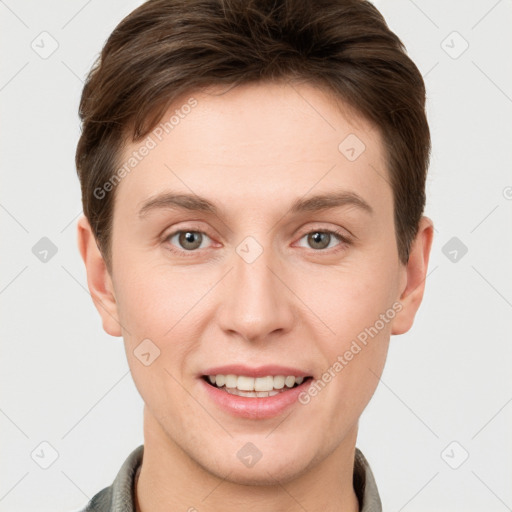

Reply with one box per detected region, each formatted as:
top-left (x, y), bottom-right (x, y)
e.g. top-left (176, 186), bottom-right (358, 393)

top-left (76, 0), bottom-right (430, 271)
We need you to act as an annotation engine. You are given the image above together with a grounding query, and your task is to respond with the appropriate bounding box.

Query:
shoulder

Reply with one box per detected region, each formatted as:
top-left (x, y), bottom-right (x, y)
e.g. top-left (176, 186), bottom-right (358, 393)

top-left (75, 445), bottom-right (144, 512)
top-left (75, 486), bottom-right (112, 511)
top-left (354, 447), bottom-right (382, 512)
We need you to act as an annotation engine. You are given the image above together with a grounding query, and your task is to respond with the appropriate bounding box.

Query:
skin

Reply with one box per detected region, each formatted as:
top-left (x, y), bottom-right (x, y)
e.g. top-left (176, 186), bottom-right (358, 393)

top-left (77, 80), bottom-right (433, 512)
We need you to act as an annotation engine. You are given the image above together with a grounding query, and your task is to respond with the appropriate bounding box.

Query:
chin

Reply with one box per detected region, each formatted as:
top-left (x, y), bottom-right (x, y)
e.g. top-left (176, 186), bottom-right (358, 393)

top-left (211, 456), bottom-right (310, 486)
top-left (196, 439), bottom-right (318, 486)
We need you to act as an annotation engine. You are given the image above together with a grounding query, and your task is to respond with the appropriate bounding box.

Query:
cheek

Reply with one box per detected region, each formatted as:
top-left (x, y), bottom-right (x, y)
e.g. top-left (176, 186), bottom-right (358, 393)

top-left (294, 260), bottom-right (396, 407)
top-left (114, 261), bottom-right (198, 337)
top-left (113, 262), bottom-right (215, 379)
top-left (300, 301), bottom-right (390, 435)
top-left (117, 280), bottom-right (172, 339)
top-left (113, 266), bottom-right (200, 411)
top-left (301, 264), bottom-right (398, 344)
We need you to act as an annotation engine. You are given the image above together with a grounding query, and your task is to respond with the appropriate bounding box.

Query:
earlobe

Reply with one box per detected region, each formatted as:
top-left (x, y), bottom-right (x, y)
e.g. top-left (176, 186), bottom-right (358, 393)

top-left (76, 215), bottom-right (123, 337)
top-left (391, 216), bottom-right (434, 335)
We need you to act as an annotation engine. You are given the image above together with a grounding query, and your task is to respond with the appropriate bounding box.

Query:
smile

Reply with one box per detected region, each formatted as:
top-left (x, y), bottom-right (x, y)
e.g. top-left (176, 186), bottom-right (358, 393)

top-left (203, 374), bottom-right (309, 397)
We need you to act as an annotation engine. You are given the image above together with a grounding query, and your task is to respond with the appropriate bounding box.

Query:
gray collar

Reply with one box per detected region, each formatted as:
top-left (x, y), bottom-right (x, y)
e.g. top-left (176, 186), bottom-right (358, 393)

top-left (80, 445), bottom-right (381, 511)
top-left (354, 447), bottom-right (383, 511)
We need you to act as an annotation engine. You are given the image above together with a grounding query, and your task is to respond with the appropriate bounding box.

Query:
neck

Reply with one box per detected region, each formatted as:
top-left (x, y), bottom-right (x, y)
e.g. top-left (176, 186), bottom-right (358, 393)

top-left (135, 407), bottom-right (360, 512)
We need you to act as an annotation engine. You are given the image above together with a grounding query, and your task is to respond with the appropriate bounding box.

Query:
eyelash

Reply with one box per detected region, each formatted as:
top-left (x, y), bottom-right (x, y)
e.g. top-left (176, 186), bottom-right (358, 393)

top-left (163, 227), bottom-right (352, 258)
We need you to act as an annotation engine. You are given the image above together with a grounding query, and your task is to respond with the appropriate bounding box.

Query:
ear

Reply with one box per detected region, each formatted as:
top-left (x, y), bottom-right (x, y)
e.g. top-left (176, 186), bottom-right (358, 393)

top-left (76, 215), bottom-right (122, 337)
top-left (391, 216), bottom-right (434, 335)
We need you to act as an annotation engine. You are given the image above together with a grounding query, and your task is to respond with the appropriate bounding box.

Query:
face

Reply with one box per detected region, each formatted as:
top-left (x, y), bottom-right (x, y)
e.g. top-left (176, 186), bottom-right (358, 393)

top-left (81, 81), bottom-right (426, 485)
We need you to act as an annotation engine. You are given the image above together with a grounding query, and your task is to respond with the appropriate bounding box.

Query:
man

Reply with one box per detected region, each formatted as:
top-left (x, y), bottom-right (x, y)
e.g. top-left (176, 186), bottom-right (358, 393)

top-left (75, 0), bottom-right (433, 510)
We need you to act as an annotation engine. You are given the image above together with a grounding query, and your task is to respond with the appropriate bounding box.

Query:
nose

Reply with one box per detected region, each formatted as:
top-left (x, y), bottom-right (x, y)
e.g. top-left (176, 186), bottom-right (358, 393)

top-left (217, 243), bottom-right (295, 343)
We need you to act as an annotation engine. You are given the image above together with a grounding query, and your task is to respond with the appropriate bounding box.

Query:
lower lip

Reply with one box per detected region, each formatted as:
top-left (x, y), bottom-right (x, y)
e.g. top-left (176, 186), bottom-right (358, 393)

top-left (199, 377), bottom-right (312, 420)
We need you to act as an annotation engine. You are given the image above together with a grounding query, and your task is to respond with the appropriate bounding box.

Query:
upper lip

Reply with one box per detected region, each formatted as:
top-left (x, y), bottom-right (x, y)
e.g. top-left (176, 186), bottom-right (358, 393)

top-left (201, 364), bottom-right (312, 378)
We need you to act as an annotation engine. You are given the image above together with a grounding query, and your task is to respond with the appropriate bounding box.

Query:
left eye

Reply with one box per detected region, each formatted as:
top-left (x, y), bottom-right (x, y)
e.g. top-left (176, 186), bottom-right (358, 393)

top-left (297, 230), bottom-right (345, 250)
top-left (167, 230), bottom-right (211, 251)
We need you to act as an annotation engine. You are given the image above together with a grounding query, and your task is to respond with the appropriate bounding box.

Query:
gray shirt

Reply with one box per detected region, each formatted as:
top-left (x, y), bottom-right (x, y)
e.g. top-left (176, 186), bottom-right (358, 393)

top-left (79, 445), bottom-right (382, 511)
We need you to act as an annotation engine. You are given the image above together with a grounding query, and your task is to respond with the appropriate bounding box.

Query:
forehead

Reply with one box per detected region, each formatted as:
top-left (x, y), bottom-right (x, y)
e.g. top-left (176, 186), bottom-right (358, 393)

top-left (114, 81), bottom-right (391, 218)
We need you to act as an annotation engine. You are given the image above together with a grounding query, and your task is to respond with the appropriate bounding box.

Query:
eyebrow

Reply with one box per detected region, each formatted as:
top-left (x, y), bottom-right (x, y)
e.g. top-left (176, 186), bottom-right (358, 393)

top-left (138, 189), bottom-right (373, 218)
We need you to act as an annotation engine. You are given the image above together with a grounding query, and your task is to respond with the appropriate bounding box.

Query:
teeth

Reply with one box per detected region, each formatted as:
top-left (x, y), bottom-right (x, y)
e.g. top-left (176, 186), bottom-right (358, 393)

top-left (206, 374), bottom-right (306, 392)
top-left (284, 376), bottom-right (295, 388)
top-left (238, 375), bottom-right (255, 391)
top-left (225, 374), bottom-right (237, 388)
top-left (273, 375), bottom-right (285, 389)
top-left (225, 388), bottom-right (281, 398)
top-left (254, 376), bottom-right (273, 391)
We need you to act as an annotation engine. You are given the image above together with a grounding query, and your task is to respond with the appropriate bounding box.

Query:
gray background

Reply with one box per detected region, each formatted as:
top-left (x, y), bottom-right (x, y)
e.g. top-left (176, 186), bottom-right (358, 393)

top-left (1, 1), bottom-right (511, 510)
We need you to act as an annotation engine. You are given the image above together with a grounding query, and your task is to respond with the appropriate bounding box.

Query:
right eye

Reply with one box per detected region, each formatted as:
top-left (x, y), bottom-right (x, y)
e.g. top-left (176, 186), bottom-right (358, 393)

top-left (165, 230), bottom-right (213, 253)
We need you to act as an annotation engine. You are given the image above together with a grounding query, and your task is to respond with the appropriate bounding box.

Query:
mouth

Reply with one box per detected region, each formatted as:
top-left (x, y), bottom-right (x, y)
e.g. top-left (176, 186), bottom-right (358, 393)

top-left (201, 374), bottom-right (314, 398)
